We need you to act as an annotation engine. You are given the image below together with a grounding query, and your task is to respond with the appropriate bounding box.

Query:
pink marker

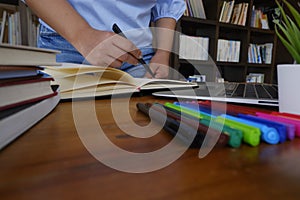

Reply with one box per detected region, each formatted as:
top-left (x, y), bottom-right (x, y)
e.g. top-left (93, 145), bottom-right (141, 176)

top-left (256, 112), bottom-right (300, 138)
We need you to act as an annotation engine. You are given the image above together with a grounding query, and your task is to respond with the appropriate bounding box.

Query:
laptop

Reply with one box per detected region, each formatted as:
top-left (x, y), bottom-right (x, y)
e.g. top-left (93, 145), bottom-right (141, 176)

top-left (152, 82), bottom-right (279, 106)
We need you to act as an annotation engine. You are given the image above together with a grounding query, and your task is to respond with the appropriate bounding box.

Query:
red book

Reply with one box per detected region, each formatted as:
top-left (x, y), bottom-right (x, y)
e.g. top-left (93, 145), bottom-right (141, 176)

top-left (0, 74), bottom-right (57, 111)
top-left (0, 87), bottom-right (60, 150)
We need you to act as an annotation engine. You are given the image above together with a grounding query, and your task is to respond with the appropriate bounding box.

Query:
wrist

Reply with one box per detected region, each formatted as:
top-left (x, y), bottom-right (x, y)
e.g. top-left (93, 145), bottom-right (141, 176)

top-left (154, 49), bottom-right (171, 60)
top-left (71, 26), bottom-right (99, 57)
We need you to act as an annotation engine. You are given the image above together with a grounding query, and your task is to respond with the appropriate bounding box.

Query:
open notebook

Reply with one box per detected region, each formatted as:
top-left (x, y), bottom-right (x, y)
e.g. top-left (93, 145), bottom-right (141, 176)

top-left (44, 63), bottom-right (196, 100)
top-left (152, 82), bottom-right (279, 106)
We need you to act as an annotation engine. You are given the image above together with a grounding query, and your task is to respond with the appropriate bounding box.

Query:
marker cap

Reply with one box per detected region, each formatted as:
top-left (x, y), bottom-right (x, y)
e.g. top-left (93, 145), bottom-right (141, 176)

top-left (261, 127), bottom-right (280, 144)
top-left (225, 130), bottom-right (242, 148)
top-left (243, 129), bottom-right (260, 147)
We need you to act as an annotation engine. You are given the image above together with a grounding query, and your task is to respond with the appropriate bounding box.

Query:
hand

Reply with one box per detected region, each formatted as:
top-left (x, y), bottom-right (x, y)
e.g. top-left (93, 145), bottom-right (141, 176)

top-left (74, 28), bottom-right (141, 68)
top-left (144, 50), bottom-right (170, 79)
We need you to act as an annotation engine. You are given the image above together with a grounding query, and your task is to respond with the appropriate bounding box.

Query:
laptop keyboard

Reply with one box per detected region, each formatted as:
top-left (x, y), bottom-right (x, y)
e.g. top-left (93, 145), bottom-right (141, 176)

top-left (224, 82), bottom-right (278, 99)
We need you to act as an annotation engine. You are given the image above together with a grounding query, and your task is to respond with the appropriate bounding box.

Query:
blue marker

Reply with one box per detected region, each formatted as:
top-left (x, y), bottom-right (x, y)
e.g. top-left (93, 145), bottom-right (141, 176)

top-left (238, 114), bottom-right (288, 143)
top-left (173, 102), bottom-right (215, 120)
top-left (220, 114), bottom-right (280, 144)
top-left (180, 102), bottom-right (217, 115)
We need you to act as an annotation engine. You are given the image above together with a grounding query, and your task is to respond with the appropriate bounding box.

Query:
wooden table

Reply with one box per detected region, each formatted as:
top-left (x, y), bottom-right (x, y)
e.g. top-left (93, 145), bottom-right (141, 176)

top-left (1, 96), bottom-right (300, 199)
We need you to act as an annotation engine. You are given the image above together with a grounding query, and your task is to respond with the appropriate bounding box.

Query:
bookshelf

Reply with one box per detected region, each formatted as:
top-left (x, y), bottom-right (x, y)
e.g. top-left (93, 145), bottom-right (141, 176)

top-left (0, 0), bottom-right (38, 47)
top-left (172, 0), bottom-right (295, 83)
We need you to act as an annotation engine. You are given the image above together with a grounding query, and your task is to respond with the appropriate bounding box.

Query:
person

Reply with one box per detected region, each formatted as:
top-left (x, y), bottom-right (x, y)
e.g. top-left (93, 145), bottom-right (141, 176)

top-left (24, 0), bottom-right (186, 78)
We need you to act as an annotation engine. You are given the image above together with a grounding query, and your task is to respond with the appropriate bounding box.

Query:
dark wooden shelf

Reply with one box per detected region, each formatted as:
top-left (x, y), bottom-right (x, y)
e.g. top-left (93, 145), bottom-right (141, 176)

top-left (247, 63), bottom-right (273, 68)
top-left (179, 59), bottom-right (216, 66)
top-left (181, 16), bottom-right (216, 26)
top-left (172, 0), bottom-right (292, 84)
top-left (250, 28), bottom-right (275, 34)
top-left (218, 22), bottom-right (248, 30)
top-left (217, 62), bottom-right (247, 66)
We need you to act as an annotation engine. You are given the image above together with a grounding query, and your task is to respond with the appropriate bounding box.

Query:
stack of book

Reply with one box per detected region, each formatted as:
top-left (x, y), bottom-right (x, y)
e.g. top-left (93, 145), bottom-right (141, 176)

top-left (0, 44), bottom-right (60, 149)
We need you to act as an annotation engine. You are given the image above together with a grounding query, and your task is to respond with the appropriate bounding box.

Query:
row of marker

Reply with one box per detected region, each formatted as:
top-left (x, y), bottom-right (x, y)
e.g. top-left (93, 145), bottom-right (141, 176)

top-left (137, 101), bottom-right (300, 148)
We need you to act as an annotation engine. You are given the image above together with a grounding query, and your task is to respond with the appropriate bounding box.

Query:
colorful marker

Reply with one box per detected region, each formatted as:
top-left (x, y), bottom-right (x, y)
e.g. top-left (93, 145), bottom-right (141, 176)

top-left (221, 114), bottom-right (280, 145)
top-left (214, 115), bottom-right (261, 147)
top-left (238, 114), bottom-right (290, 142)
top-left (256, 112), bottom-right (299, 138)
top-left (171, 102), bottom-right (242, 148)
top-left (200, 119), bottom-right (242, 148)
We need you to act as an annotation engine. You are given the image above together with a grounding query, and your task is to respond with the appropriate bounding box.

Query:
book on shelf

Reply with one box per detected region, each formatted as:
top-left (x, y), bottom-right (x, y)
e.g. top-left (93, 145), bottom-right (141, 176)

top-left (1, 1), bottom-right (39, 46)
top-left (246, 73), bottom-right (265, 83)
top-left (238, 3), bottom-right (249, 26)
top-left (230, 3), bottom-right (243, 24)
top-left (43, 63), bottom-right (197, 100)
top-left (0, 9), bottom-right (7, 43)
top-left (219, 0), bottom-right (235, 23)
top-left (0, 86), bottom-right (60, 150)
top-left (184, 0), bottom-right (206, 19)
top-left (179, 34), bottom-right (209, 61)
top-left (20, 3), bottom-right (39, 47)
top-left (250, 6), bottom-right (270, 29)
top-left (248, 43), bottom-right (273, 64)
top-left (0, 7), bottom-right (22, 45)
top-left (217, 39), bottom-right (240, 62)
top-left (0, 73), bottom-right (58, 111)
top-left (0, 43), bottom-right (60, 66)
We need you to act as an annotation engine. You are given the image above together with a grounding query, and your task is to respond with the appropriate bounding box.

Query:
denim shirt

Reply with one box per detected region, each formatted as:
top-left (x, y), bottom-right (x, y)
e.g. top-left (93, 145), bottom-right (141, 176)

top-left (39, 0), bottom-right (186, 48)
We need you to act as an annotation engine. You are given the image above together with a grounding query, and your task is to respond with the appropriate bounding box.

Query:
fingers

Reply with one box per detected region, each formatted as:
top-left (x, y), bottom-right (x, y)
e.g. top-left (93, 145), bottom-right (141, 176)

top-left (144, 64), bottom-right (169, 79)
top-left (111, 34), bottom-right (142, 65)
top-left (83, 31), bottom-right (142, 68)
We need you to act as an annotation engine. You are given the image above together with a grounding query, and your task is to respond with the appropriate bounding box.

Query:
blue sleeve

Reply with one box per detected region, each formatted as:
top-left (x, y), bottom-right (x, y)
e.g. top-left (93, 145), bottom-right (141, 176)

top-left (151, 0), bottom-right (186, 22)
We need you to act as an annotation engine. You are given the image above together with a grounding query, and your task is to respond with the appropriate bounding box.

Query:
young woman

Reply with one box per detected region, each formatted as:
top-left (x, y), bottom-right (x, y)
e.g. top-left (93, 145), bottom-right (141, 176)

top-left (24, 0), bottom-right (186, 78)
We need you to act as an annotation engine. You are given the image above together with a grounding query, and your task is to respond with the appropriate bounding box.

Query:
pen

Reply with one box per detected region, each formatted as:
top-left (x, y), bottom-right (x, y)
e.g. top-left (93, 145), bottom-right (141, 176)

top-left (112, 23), bottom-right (155, 77)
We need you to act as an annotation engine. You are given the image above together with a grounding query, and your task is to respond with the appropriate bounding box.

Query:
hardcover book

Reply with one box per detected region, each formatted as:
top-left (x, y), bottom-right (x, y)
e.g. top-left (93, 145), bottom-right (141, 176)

top-left (0, 74), bottom-right (57, 111)
top-left (0, 87), bottom-right (60, 150)
top-left (0, 43), bottom-right (60, 66)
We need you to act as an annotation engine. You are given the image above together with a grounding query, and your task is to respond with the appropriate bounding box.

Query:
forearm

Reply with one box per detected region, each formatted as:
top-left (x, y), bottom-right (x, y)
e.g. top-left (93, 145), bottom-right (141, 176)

top-left (25, 0), bottom-right (92, 50)
top-left (146, 18), bottom-right (177, 78)
top-left (153, 17), bottom-right (176, 57)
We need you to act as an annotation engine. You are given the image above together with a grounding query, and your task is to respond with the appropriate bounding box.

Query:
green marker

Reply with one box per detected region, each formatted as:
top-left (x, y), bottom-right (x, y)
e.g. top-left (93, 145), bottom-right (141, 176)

top-left (164, 102), bottom-right (212, 121)
top-left (214, 116), bottom-right (261, 147)
top-left (200, 119), bottom-right (243, 148)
